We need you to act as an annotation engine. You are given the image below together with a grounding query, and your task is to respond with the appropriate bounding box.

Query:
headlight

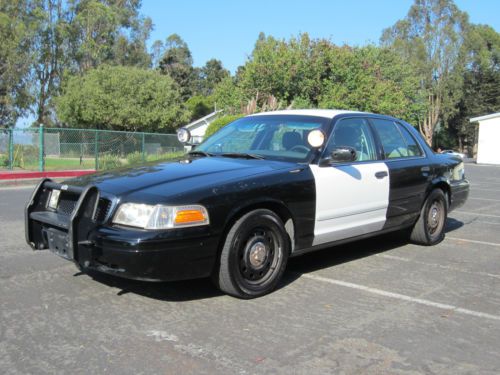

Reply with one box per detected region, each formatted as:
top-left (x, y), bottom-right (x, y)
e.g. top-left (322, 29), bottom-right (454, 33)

top-left (113, 203), bottom-right (209, 229)
top-left (47, 189), bottom-right (61, 209)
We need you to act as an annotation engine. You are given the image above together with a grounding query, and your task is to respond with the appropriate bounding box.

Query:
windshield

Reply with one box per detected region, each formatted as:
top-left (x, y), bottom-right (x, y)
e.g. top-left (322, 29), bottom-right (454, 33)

top-left (196, 115), bottom-right (329, 162)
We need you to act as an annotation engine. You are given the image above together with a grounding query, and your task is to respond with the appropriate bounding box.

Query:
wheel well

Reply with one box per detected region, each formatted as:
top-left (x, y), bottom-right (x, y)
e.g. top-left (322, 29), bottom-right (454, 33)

top-left (212, 202), bottom-right (295, 274)
top-left (433, 182), bottom-right (451, 207)
top-left (227, 201), bottom-right (294, 241)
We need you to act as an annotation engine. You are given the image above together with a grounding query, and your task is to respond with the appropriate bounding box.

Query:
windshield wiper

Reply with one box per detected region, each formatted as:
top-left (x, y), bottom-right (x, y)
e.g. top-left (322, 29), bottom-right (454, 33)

top-left (188, 150), bottom-right (214, 157)
top-left (220, 152), bottom-right (265, 160)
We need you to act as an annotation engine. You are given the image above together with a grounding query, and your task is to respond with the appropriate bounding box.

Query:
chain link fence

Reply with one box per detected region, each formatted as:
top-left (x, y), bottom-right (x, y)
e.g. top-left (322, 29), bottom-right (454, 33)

top-left (0, 126), bottom-right (184, 171)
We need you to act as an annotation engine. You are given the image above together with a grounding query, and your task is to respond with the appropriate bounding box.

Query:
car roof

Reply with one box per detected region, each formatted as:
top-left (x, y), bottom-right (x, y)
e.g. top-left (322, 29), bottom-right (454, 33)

top-left (249, 109), bottom-right (371, 119)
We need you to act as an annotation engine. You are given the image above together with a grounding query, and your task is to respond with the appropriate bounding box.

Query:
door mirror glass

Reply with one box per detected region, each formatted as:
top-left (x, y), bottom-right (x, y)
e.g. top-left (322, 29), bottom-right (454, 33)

top-left (331, 146), bottom-right (357, 162)
top-left (319, 146), bottom-right (357, 166)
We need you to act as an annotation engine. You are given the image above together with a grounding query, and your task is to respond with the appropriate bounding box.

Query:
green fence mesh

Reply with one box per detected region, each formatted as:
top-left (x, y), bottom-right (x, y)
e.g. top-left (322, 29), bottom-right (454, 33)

top-left (0, 127), bottom-right (184, 171)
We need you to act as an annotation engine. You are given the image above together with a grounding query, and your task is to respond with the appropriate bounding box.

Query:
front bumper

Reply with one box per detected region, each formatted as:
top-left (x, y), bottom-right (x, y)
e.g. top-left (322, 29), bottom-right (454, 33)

top-left (25, 180), bottom-right (219, 282)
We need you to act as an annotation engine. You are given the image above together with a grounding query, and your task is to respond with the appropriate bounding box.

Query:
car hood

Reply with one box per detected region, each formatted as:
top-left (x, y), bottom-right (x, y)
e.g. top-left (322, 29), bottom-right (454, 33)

top-left (66, 156), bottom-right (296, 198)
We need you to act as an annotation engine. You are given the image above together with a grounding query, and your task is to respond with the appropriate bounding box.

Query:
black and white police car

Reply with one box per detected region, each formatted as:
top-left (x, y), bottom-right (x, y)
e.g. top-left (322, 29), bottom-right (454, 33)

top-left (26, 110), bottom-right (469, 298)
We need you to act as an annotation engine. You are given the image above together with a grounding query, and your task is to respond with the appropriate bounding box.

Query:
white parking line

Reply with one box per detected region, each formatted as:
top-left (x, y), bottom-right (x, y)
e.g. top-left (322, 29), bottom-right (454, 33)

top-left (446, 236), bottom-right (500, 247)
top-left (300, 273), bottom-right (500, 321)
top-left (470, 187), bottom-right (500, 192)
top-left (468, 197), bottom-right (500, 202)
top-left (472, 182), bottom-right (500, 186)
top-left (375, 253), bottom-right (500, 280)
top-left (475, 221), bottom-right (500, 226)
top-left (455, 211), bottom-right (500, 218)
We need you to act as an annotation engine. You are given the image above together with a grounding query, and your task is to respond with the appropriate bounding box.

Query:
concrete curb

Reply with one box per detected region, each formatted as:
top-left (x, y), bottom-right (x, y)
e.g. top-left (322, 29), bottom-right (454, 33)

top-left (0, 170), bottom-right (95, 180)
top-left (0, 177), bottom-right (70, 189)
top-left (0, 170), bottom-right (95, 189)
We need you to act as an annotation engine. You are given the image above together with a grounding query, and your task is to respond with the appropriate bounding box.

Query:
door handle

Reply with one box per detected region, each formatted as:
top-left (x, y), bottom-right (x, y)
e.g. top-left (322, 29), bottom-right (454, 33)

top-left (375, 171), bottom-right (388, 179)
top-left (421, 166), bottom-right (430, 172)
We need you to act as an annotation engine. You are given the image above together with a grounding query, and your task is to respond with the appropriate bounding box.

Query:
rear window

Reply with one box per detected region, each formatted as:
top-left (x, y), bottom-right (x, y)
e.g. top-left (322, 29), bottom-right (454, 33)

top-left (371, 119), bottom-right (422, 159)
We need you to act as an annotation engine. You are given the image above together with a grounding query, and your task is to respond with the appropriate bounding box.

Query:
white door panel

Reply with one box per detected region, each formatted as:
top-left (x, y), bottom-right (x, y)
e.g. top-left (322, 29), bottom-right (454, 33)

top-left (310, 163), bottom-right (389, 246)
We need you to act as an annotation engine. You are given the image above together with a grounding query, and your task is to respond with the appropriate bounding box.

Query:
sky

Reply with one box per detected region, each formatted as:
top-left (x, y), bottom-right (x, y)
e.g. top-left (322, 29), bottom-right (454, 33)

top-left (141, 0), bottom-right (500, 73)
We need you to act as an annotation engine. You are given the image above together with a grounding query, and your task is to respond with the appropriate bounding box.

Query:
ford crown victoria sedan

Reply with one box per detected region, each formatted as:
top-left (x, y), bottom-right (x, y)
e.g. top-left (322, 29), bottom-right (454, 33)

top-left (25, 110), bottom-right (469, 298)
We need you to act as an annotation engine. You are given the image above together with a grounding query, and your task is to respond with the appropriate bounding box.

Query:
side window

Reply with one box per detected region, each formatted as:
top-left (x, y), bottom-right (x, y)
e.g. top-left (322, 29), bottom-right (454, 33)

top-left (371, 118), bottom-right (413, 159)
top-left (397, 124), bottom-right (423, 156)
top-left (325, 118), bottom-right (377, 162)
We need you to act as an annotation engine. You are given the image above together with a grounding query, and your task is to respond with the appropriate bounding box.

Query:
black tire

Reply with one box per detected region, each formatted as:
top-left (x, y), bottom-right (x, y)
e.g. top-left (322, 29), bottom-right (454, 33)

top-left (410, 188), bottom-right (448, 245)
top-left (214, 209), bottom-right (290, 298)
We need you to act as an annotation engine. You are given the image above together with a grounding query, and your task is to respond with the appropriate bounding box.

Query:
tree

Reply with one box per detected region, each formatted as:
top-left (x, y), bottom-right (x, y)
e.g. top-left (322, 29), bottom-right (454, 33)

top-left (238, 33), bottom-right (321, 106)
top-left (0, 0), bottom-right (33, 127)
top-left (199, 59), bottom-right (229, 95)
top-left (28, 0), bottom-right (150, 127)
top-left (111, 16), bottom-right (153, 68)
top-left (158, 34), bottom-right (195, 100)
top-left (69, 0), bottom-right (148, 72)
top-left (30, 0), bottom-right (72, 127)
top-left (381, 0), bottom-right (469, 146)
top-left (213, 33), bottom-right (425, 124)
top-left (319, 45), bottom-right (426, 125)
top-left (55, 65), bottom-right (189, 131)
top-left (185, 95), bottom-right (215, 121)
top-left (448, 24), bottom-right (500, 154)
top-left (212, 76), bottom-right (244, 114)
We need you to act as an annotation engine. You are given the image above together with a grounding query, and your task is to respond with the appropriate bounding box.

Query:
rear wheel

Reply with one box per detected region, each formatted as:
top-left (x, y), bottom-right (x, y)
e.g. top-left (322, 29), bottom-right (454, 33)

top-left (214, 209), bottom-right (290, 298)
top-left (410, 188), bottom-right (448, 245)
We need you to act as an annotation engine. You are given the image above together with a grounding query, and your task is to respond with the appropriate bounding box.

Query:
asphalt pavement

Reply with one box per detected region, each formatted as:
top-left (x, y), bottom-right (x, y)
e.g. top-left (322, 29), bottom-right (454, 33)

top-left (1, 163), bottom-right (500, 374)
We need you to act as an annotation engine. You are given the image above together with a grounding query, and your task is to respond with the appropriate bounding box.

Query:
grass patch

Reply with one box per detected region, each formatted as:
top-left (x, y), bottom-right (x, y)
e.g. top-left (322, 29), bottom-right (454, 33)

top-left (1, 151), bottom-right (186, 171)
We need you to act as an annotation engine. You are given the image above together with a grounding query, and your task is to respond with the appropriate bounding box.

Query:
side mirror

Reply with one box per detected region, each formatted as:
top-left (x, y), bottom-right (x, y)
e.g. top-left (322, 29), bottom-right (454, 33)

top-left (331, 146), bottom-right (356, 162)
top-left (320, 146), bottom-right (357, 166)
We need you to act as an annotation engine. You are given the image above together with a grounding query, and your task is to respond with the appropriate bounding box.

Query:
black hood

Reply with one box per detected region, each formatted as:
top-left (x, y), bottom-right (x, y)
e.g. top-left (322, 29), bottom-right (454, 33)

top-left (66, 156), bottom-right (296, 199)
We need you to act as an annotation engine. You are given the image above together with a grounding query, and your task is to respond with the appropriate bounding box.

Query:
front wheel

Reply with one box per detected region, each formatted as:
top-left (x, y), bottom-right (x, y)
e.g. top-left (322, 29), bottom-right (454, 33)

top-left (410, 188), bottom-right (448, 245)
top-left (214, 209), bottom-right (290, 298)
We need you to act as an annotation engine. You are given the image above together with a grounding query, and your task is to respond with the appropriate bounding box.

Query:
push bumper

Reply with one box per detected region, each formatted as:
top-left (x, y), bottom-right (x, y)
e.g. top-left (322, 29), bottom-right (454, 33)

top-left (25, 180), bottom-right (219, 282)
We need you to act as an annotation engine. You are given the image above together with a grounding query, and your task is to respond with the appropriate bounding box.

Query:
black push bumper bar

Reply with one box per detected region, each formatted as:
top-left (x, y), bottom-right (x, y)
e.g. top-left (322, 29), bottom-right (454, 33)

top-left (25, 179), bottom-right (100, 262)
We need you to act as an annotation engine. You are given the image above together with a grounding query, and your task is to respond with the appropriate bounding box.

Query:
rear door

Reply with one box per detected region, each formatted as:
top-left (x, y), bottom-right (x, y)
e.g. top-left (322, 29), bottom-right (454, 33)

top-left (310, 117), bottom-right (390, 246)
top-left (369, 118), bottom-right (430, 228)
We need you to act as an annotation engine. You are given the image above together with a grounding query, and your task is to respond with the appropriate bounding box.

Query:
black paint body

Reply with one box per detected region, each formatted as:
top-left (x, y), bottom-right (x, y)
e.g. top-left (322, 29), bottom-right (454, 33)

top-left (25, 113), bottom-right (469, 282)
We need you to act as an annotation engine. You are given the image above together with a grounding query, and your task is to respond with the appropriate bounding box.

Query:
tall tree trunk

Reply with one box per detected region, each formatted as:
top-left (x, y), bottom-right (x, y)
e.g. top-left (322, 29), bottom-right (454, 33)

top-left (421, 93), bottom-right (441, 147)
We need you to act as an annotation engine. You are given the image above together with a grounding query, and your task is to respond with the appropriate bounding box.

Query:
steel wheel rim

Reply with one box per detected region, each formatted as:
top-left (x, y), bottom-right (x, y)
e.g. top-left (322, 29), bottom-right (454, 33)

top-left (427, 199), bottom-right (445, 238)
top-left (237, 227), bottom-right (282, 287)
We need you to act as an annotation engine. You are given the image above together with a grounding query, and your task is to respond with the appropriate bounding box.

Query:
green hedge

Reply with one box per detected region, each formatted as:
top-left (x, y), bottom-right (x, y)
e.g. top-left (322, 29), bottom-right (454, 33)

top-left (204, 114), bottom-right (244, 139)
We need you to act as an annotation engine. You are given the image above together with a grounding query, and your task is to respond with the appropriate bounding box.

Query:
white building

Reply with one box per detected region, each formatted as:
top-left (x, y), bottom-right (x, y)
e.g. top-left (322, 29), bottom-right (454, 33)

top-left (183, 110), bottom-right (221, 144)
top-left (470, 112), bottom-right (500, 165)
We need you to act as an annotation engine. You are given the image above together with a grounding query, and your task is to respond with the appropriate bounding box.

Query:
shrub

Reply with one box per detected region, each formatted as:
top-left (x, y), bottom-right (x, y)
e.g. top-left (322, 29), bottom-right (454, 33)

top-left (146, 151), bottom-right (184, 162)
top-left (185, 95), bottom-right (215, 121)
top-left (204, 114), bottom-right (244, 139)
top-left (99, 154), bottom-right (122, 170)
top-left (126, 151), bottom-right (143, 166)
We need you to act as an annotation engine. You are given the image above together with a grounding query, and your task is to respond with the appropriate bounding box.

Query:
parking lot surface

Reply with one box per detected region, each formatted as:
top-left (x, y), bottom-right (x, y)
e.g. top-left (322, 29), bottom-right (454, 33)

top-left (1, 163), bottom-right (500, 374)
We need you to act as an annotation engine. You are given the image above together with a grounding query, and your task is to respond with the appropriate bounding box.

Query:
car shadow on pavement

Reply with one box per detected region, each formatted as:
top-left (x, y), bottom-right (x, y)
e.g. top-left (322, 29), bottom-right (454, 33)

top-left (79, 219), bottom-right (464, 301)
top-left (283, 218), bottom-right (464, 282)
top-left (81, 269), bottom-right (224, 302)
top-left (445, 217), bottom-right (465, 233)
top-left (284, 231), bottom-right (411, 278)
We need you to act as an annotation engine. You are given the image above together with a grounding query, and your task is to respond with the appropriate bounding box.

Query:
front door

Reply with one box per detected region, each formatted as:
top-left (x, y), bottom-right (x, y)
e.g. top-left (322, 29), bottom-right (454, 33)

top-left (310, 117), bottom-right (390, 246)
top-left (369, 118), bottom-right (430, 228)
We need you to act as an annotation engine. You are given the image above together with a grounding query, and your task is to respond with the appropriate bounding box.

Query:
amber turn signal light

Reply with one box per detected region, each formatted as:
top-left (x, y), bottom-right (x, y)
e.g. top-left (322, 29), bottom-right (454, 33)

top-left (174, 209), bottom-right (207, 224)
